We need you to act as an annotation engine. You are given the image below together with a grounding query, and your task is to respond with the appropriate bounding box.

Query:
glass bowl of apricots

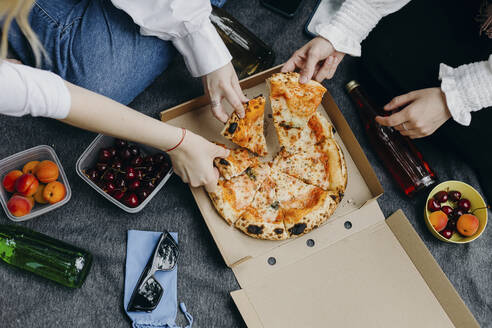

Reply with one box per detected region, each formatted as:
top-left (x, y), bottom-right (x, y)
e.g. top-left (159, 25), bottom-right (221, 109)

top-left (425, 181), bottom-right (488, 243)
top-left (0, 145), bottom-right (71, 221)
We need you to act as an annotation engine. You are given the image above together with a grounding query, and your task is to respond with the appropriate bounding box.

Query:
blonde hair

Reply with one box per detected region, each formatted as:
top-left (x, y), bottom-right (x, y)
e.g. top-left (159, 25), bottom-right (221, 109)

top-left (0, 0), bottom-right (46, 66)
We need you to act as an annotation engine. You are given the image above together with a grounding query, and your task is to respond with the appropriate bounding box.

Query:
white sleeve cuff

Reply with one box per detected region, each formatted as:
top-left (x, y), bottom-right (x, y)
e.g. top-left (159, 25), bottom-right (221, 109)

top-left (171, 22), bottom-right (232, 77)
top-left (315, 0), bottom-right (383, 57)
top-left (439, 56), bottom-right (492, 126)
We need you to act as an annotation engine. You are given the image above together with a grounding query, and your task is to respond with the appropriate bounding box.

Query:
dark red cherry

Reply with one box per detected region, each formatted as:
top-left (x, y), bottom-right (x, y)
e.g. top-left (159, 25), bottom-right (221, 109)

top-left (141, 180), bottom-right (156, 190)
top-left (137, 188), bottom-right (151, 200)
top-left (103, 171), bottom-right (115, 182)
top-left (114, 177), bottom-right (126, 189)
top-left (124, 193), bottom-right (139, 208)
top-left (440, 228), bottom-right (453, 239)
top-left (108, 147), bottom-right (117, 157)
top-left (128, 145), bottom-right (140, 157)
top-left (427, 199), bottom-right (441, 212)
top-left (105, 182), bottom-right (116, 194)
top-left (126, 167), bottom-right (137, 181)
top-left (448, 190), bottom-right (462, 202)
top-left (446, 219), bottom-right (457, 231)
top-left (114, 139), bottom-right (127, 149)
top-left (441, 205), bottom-right (453, 216)
top-left (112, 190), bottom-right (125, 201)
top-left (128, 180), bottom-right (140, 191)
top-left (86, 169), bottom-right (99, 181)
top-left (135, 169), bottom-right (144, 180)
top-left (458, 198), bottom-right (471, 211)
top-left (453, 208), bottom-right (465, 219)
top-left (153, 153), bottom-right (166, 164)
top-left (112, 160), bottom-right (123, 170)
top-left (144, 155), bottom-right (155, 166)
top-left (131, 156), bottom-right (143, 167)
top-left (119, 147), bottom-right (132, 161)
top-left (96, 162), bottom-right (108, 172)
top-left (433, 191), bottom-right (448, 203)
top-left (99, 148), bottom-right (112, 163)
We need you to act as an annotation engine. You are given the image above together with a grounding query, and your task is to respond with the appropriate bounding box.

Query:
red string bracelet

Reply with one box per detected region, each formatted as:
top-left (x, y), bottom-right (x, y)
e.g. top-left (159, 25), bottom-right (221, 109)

top-left (166, 128), bottom-right (186, 152)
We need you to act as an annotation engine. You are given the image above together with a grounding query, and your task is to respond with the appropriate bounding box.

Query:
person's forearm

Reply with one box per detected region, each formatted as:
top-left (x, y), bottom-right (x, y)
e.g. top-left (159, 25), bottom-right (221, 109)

top-left (61, 82), bottom-right (182, 151)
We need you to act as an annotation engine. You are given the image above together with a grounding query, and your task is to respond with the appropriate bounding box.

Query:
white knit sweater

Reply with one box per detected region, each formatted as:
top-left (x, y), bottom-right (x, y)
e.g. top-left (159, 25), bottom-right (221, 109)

top-left (315, 0), bottom-right (492, 126)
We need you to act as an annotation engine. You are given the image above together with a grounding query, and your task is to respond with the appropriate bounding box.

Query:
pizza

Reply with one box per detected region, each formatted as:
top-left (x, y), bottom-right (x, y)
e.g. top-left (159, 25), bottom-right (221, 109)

top-left (235, 176), bottom-right (288, 240)
top-left (272, 147), bottom-right (330, 190)
top-left (267, 72), bottom-right (327, 151)
top-left (221, 96), bottom-right (268, 156)
top-left (273, 170), bottom-right (339, 237)
top-left (208, 163), bottom-right (270, 225)
top-left (214, 147), bottom-right (258, 180)
top-left (208, 72), bottom-right (347, 240)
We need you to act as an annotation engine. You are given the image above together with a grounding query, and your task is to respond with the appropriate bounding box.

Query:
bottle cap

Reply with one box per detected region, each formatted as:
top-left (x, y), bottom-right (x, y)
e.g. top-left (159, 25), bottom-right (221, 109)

top-left (345, 80), bottom-right (360, 93)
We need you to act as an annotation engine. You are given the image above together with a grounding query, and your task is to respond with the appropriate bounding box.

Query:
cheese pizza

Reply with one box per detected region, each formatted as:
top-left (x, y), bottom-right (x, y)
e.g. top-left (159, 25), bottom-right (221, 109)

top-left (208, 72), bottom-right (347, 240)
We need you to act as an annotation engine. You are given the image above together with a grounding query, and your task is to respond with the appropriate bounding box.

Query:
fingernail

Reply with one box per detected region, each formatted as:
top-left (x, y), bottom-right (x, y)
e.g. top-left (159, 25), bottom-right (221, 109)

top-left (300, 76), bottom-right (307, 84)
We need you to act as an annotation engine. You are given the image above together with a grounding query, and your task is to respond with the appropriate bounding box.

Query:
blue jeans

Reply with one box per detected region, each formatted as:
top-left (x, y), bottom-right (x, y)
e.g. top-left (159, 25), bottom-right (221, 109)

top-left (8, 0), bottom-right (225, 105)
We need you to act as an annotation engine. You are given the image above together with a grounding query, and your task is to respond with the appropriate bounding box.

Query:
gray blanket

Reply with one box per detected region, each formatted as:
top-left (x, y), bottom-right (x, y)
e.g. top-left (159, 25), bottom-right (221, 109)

top-left (0, 0), bottom-right (490, 327)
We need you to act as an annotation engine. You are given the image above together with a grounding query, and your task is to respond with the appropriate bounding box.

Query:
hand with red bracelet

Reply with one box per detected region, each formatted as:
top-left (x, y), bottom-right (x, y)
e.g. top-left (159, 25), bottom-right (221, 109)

top-left (167, 129), bottom-right (229, 192)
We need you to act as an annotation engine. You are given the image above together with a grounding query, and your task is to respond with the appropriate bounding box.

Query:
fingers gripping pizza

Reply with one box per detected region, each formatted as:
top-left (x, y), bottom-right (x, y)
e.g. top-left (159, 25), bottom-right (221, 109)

top-left (209, 72), bottom-right (347, 240)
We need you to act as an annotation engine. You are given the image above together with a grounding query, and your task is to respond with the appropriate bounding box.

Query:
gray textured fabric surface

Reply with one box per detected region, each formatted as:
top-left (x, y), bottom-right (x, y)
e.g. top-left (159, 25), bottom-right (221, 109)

top-left (0, 0), bottom-right (491, 327)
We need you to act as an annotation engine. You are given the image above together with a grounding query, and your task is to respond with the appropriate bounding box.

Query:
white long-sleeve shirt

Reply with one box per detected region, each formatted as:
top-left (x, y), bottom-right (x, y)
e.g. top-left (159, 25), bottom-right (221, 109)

top-left (315, 0), bottom-right (492, 125)
top-left (0, 61), bottom-right (71, 119)
top-left (110, 0), bottom-right (232, 77)
top-left (0, 0), bottom-right (231, 120)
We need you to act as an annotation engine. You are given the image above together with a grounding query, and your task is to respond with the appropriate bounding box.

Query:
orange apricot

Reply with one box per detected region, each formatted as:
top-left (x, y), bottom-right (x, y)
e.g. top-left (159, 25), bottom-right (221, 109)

top-left (7, 195), bottom-right (33, 217)
top-left (457, 214), bottom-right (479, 237)
top-left (429, 210), bottom-right (448, 232)
top-left (33, 184), bottom-right (48, 204)
top-left (2, 170), bottom-right (23, 192)
top-left (22, 161), bottom-right (40, 175)
top-left (15, 174), bottom-right (39, 197)
top-left (43, 181), bottom-right (66, 204)
top-left (36, 160), bottom-right (59, 183)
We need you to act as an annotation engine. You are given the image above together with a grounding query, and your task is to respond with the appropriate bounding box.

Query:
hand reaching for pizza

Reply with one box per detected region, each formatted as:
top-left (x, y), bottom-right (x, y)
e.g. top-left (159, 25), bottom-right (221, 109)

top-left (168, 130), bottom-right (229, 192)
top-left (282, 37), bottom-right (345, 83)
top-left (375, 88), bottom-right (452, 139)
top-left (202, 62), bottom-right (249, 123)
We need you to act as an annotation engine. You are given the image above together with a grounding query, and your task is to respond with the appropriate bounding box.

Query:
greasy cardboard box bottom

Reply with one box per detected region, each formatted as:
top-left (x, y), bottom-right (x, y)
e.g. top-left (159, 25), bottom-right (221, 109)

top-left (161, 66), bottom-right (478, 327)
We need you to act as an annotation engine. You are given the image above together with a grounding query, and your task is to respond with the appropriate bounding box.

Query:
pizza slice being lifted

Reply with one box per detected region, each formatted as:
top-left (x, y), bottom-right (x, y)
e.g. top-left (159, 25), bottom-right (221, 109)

top-left (214, 147), bottom-right (259, 180)
top-left (235, 176), bottom-right (288, 240)
top-left (267, 72), bottom-right (327, 150)
top-left (221, 96), bottom-right (268, 156)
top-left (208, 163), bottom-right (270, 226)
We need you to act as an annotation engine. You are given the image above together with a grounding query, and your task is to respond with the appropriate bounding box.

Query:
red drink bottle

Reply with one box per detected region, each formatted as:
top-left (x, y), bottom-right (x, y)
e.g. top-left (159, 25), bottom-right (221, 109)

top-left (346, 81), bottom-right (436, 196)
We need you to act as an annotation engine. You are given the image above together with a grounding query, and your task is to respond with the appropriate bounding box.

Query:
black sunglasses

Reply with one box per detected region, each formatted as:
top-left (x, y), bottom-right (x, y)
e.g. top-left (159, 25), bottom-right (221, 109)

top-left (127, 231), bottom-right (179, 312)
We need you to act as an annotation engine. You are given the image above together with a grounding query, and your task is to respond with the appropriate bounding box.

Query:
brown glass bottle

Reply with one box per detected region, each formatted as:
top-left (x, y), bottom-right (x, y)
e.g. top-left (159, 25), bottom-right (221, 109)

top-left (211, 6), bottom-right (275, 79)
top-left (346, 81), bottom-right (436, 197)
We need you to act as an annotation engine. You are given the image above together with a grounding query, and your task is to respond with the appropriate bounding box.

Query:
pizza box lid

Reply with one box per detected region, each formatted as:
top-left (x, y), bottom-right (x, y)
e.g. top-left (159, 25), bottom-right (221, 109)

top-left (160, 65), bottom-right (478, 327)
top-left (161, 65), bottom-right (383, 267)
top-left (230, 206), bottom-right (479, 328)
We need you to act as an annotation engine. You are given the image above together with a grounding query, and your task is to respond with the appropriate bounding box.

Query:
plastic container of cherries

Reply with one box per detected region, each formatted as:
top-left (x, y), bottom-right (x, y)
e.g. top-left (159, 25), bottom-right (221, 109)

top-left (76, 135), bottom-right (172, 213)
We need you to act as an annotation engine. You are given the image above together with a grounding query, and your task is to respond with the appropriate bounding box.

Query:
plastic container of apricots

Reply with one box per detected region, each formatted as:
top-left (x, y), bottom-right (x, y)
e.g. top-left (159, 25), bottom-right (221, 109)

top-left (0, 145), bottom-right (72, 222)
top-left (424, 180), bottom-right (488, 244)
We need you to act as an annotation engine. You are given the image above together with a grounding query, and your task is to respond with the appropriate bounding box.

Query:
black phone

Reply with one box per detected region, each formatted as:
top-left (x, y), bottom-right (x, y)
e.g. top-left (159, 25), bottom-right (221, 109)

top-left (261, 0), bottom-right (303, 18)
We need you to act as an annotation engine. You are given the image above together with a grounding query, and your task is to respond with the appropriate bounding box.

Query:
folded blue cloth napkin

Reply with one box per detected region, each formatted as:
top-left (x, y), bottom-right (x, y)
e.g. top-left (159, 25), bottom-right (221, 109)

top-left (125, 230), bottom-right (192, 328)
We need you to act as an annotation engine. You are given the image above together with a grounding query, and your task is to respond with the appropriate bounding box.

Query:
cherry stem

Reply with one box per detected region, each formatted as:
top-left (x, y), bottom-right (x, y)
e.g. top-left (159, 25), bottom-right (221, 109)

top-left (471, 205), bottom-right (490, 214)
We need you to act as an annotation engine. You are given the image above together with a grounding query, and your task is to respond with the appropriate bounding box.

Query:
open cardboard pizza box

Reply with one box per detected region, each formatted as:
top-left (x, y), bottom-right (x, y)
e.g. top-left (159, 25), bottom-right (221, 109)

top-left (160, 66), bottom-right (479, 328)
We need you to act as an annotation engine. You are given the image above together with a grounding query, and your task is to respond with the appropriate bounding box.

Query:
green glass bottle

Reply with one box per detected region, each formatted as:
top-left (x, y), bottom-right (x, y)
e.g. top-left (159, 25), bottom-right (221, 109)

top-left (0, 225), bottom-right (92, 288)
top-left (211, 6), bottom-right (275, 79)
